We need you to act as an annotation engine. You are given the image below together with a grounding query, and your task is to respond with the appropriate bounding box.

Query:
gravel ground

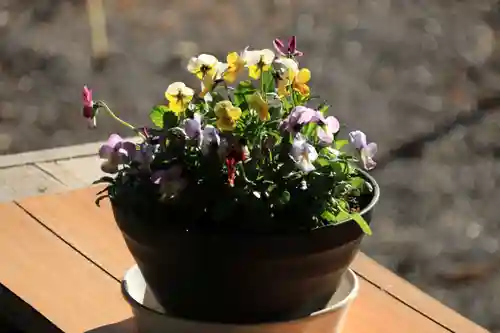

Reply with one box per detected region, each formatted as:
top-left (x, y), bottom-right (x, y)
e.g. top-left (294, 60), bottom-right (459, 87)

top-left (1, 0), bottom-right (500, 330)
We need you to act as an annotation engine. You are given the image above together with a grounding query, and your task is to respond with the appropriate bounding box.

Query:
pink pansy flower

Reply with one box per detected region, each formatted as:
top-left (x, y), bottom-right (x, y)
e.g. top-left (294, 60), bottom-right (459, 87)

top-left (82, 85), bottom-right (96, 128)
top-left (349, 130), bottom-right (377, 171)
top-left (273, 36), bottom-right (304, 58)
top-left (317, 116), bottom-right (340, 145)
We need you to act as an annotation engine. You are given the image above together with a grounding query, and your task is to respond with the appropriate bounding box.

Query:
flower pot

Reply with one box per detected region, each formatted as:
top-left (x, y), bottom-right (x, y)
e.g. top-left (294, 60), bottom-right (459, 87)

top-left (111, 170), bottom-right (378, 324)
top-left (122, 264), bottom-right (359, 333)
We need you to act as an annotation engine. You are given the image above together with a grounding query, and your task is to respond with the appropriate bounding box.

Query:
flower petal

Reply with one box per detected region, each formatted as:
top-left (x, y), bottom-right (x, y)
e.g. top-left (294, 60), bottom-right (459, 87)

top-left (349, 130), bottom-right (367, 150)
top-left (364, 142), bottom-right (378, 158)
top-left (296, 68), bottom-right (311, 83)
top-left (325, 116), bottom-right (340, 134)
top-left (166, 82), bottom-right (186, 95)
top-left (227, 106), bottom-right (242, 120)
top-left (198, 54), bottom-right (218, 66)
top-left (261, 49), bottom-right (275, 64)
top-left (187, 57), bottom-right (198, 72)
top-left (317, 126), bottom-right (333, 145)
top-left (288, 36), bottom-right (297, 53)
top-left (273, 38), bottom-right (286, 55)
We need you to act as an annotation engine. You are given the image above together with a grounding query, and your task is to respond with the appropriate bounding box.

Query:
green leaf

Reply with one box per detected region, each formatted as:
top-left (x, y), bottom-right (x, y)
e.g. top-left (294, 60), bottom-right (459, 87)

top-left (261, 70), bottom-right (275, 94)
top-left (163, 111), bottom-right (179, 130)
top-left (279, 190), bottom-right (291, 204)
top-left (316, 157), bottom-right (330, 167)
top-left (234, 80), bottom-right (256, 95)
top-left (350, 213), bottom-right (372, 235)
top-left (149, 105), bottom-right (169, 128)
top-left (95, 194), bottom-right (109, 207)
top-left (321, 210), bottom-right (336, 222)
top-left (335, 210), bottom-right (350, 222)
top-left (350, 177), bottom-right (365, 189)
top-left (318, 104), bottom-right (330, 115)
top-left (335, 139), bottom-right (349, 150)
top-left (92, 176), bottom-right (115, 185)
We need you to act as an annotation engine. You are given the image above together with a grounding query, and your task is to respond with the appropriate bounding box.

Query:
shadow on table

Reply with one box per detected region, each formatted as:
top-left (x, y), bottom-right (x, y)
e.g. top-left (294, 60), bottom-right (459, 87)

top-left (85, 318), bottom-right (135, 333)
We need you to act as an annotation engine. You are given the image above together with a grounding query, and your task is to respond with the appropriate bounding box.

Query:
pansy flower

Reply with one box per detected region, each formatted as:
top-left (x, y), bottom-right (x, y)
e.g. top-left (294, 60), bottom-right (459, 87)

top-left (165, 82), bottom-right (194, 114)
top-left (214, 100), bottom-right (242, 132)
top-left (290, 134), bottom-right (318, 173)
top-left (274, 57), bottom-right (299, 97)
top-left (223, 51), bottom-right (246, 83)
top-left (98, 134), bottom-right (138, 173)
top-left (82, 85), bottom-right (97, 128)
top-left (273, 36), bottom-right (303, 58)
top-left (317, 116), bottom-right (340, 145)
top-left (187, 54), bottom-right (219, 80)
top-left (243, 49), bottom-right (275, 80)
top-left (349, 130), bottom-right (377, 170)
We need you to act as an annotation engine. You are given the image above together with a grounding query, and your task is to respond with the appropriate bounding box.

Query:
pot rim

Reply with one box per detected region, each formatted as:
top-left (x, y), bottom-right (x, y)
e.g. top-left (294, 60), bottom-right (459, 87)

top-left (121, 264), bottom-right (359, 326)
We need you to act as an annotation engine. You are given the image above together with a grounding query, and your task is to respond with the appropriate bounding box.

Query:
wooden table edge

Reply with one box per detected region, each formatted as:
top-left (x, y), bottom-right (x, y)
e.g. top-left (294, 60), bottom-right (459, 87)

top-left (352, 252), bottom-right (489, 333)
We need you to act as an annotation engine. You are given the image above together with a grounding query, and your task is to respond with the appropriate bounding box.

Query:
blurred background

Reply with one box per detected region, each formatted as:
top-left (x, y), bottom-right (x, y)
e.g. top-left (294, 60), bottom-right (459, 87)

top-left (1, 0), bottom-right (500, 330)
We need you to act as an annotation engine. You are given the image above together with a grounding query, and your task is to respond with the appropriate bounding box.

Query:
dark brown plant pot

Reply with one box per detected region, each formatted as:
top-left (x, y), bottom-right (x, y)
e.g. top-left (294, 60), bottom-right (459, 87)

top-left (111, 171), bottom-right (379, 324)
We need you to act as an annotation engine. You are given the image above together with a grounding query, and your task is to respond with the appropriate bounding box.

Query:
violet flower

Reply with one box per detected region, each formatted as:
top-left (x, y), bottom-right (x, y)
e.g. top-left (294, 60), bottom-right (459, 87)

top-left (281, 106), bottom-right (324, 133)
top-left (184, 113), bottom-right (202, 140)
top-left (273, 36), bottom-right (304, 58)
top-left (290, 134), bottom-right (318, 173)
top-left (317, 116), bottom-right (340, 145)
top-left (98, 134), bottom-right (138, 173)
top-left (183, 113), bottom-right (220, 155)
top-left (82, 85), bottom-right (97, 128)
top-left (349, 130), bottom-right (377, 170)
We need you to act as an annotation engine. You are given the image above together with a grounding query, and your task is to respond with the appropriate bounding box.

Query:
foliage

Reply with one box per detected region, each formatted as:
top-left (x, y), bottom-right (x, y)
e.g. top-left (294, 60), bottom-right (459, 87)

top-left (82, 37), bottom-right (378, 234)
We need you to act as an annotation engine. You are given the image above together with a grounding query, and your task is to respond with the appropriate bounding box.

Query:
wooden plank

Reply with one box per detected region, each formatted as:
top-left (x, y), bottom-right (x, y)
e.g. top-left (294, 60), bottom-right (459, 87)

top-left (0, 202), bottom-right (132, 333)
top-left (36, 156), bottom-right (106, 188)
top-left (16, 185), bottom-right (135, 279)
top-left (16, 187), bottom-right (473, 332)
top-left (351, 253), bottom-right (489, 333)
top-left (0, 165), bottom-right (66, 202)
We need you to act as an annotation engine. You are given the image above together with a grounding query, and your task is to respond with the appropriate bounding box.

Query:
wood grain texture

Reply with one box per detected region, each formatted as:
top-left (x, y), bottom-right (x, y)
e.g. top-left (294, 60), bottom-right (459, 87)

top-left (16, 185), bottom-right (134, 279)
top-left (352, 253), bottom-right (489, 333)
top-left (0, 202), bottom-right (132, 333)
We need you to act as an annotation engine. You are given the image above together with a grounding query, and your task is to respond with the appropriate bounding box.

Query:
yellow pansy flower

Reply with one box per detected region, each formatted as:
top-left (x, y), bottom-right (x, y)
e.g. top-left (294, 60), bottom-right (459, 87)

top-left (274, 57), bottom-right (299, 97)
top-left (165, 82), bottom-right (194, 114)
top-left (243, 49), bottom-right (275, 80)
top-left (199, 62), bottom-right (227, 98)
top-left (223, 52), bottom-right (245, 83)
top-left (292, 68), bottom-right (311, 96)
top-left (214, 100), bottom-right (242, 132)
top-left (248, 92), bottom-right (270, 121)
top-left (187, 54), bottom-right (219, 80)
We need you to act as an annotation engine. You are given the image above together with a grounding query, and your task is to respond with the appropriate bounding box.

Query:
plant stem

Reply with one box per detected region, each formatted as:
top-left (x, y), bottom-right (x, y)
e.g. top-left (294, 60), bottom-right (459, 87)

top-left (98, 101), bottom-right (146, 139)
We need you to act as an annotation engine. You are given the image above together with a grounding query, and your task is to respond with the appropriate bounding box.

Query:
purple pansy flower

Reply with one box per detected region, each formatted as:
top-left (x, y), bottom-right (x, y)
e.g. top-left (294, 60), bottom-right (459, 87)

top-left (273, 36), bottom-right (304, 58)
top-left (281, 106), bottom-right (324, 133)
top-left (82, 85), bottom-right (96, 128)
top-left (349, 130), bottom-right (377, 170)
top-left (183, 114), bottom-right (220, 155)
top-left (184, 113), bottom-right (203, 140)
top-left (99, 134), bottom-right (138, 173)
top-left (317, 116), bottom-right (340, 145)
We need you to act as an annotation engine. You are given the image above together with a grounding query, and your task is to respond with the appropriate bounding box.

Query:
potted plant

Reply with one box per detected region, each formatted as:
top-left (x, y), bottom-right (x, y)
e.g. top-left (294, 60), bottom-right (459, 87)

top-left (83, 36), bottom-right (379, 324)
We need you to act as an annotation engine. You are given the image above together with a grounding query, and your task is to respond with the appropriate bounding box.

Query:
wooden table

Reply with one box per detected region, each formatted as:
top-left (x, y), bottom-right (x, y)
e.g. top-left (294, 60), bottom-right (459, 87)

top-left (0, 186), bottom-right (489, 333)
